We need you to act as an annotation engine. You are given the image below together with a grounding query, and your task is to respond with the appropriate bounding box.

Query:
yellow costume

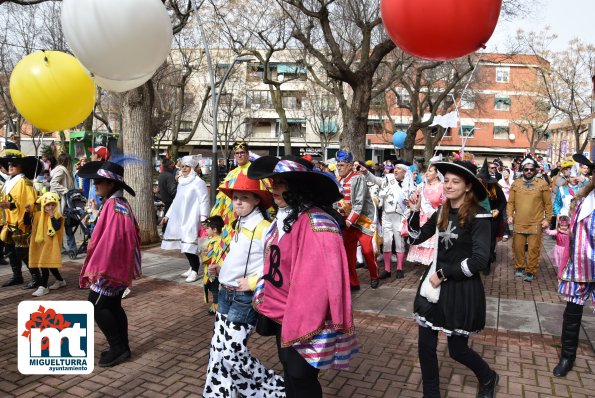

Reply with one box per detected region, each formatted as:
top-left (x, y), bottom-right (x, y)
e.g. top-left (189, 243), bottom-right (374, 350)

top-left (28, 192), bottom-right (64, 269)
top-left (0, 175), bottom-right (37, 243)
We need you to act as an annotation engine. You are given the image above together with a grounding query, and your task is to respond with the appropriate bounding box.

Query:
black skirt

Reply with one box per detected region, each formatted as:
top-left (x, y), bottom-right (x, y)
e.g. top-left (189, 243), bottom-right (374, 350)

top-left (414, 267), bottom-right (486, 335)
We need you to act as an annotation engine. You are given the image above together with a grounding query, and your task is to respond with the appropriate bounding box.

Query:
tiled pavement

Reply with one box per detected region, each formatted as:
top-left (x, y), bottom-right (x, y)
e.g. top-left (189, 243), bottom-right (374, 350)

top-left (0, 238), bottom-right (594, 397)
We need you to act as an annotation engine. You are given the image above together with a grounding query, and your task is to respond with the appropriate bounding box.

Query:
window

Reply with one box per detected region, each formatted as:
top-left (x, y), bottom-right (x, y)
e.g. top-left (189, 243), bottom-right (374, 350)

top-left (179, 120), bottom-right (193, 132)
top-left (494, 97), bottom-right (511, 111)
top-left (459, 125), bottom-right (475, 137)
top-left (494, 125), bottom-right (509, 139)
top-left (247, 63), bottom-right (266, 81)
top-left (281, 91), bottom-right (304, 110)
top-left (396, 89), bottom-right (411, 107)
top-left (219, 93), bottom-right (232, 107)
top-left (276, 63), bottom-right (307, 80)
top-left (277, 119), bottom-right (306, 138)
top-left (495, 67), bottom-right (510, 83)
top-left (367, 120), bottom-right (384, 134)
top-left (246, 90), bottom-right (272, 109)
top-left (320, 95), bottom-right (337, 111)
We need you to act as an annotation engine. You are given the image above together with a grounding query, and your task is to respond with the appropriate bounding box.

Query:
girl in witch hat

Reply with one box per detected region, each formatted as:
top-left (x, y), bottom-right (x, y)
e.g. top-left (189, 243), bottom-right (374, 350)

top-left (0, 149), bottom-right (42, 289)
top-left (407, 160), bottom-right (499, 398)
top-left (248, 155), bottom-right (356, 397)
top-left (78, 161), bottom-right (141, 368)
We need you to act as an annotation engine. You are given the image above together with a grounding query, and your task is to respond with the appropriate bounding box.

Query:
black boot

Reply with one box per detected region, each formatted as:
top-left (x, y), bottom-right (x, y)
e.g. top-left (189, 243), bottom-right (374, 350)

top-left (553, 302), bottom-right (583, 377)
top-left (476, 370), bottom-right (499, 398)
top-left (23, 268), bottom-right (41, 290)
top-left (2, 252), bottom-right (24, 287)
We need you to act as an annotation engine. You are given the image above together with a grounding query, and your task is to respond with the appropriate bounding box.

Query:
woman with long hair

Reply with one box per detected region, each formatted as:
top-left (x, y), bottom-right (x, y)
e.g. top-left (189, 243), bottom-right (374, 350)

top-left (407, 161), bottom-right (498, 398)
top-left (553, 154), bottom-right (595, 377)
top-left (50, 152), bottom-right (76, 255)
top-left (78, 161), bottom-right (141, 367)
top-left (248, 156), bottom-right (357, 398)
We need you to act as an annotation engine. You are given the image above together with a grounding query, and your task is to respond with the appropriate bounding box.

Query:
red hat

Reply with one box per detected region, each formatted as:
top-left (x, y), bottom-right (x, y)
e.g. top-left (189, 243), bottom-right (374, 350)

top-left (218, 172), bottom-right (272, 210)
top-left (87, 146), bottom-right (111, 161)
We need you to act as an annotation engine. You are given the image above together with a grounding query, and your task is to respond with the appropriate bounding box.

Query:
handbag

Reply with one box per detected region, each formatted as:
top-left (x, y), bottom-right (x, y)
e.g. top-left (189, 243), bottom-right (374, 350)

top-left (419, 218), bottom-right (441, 303)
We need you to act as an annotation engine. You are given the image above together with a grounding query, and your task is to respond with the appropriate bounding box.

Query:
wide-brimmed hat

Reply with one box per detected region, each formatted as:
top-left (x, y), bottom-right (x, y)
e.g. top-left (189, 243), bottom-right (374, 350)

top-left (572, 153), bottom-right (594, 175)
top-left (434, 161), bottom-right (487, 201)
top-left (77, 161), bottom-right (136, 196)
top-left (0, 149), bottom-right (43, 180)
top-left (247, 155), bottom-right (342, 205)
top-left (218, 171), bottom-right (272, 210)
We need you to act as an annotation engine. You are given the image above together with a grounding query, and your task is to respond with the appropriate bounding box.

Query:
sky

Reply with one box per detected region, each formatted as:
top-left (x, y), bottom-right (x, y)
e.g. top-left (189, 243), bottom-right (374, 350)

top-left (485, 0), bottom-right (595, 52)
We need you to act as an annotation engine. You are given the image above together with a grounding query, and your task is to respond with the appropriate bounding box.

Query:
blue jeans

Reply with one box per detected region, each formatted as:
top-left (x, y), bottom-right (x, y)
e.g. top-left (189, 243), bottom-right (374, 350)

top-left (217, 287), bottom-right (256, 326)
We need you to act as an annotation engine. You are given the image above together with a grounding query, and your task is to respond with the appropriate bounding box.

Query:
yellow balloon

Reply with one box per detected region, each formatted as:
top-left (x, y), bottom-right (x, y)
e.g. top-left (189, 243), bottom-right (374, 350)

top-left (9, 51), bottom-right (96, 132)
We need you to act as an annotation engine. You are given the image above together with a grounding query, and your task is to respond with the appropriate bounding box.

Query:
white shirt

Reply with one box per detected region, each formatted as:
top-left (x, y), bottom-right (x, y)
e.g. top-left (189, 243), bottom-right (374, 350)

top-left (218, 209), bottom-right (269, 287)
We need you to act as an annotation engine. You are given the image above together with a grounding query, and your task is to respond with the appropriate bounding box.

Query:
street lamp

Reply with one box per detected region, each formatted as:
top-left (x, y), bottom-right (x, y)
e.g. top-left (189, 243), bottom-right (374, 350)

top-left (191, 1), bottom-right (254, 203)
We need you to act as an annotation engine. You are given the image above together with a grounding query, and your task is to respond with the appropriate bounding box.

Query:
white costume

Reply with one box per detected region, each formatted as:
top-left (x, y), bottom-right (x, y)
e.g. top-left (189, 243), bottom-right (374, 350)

top-left (161, 157), bottom-right (210, 254)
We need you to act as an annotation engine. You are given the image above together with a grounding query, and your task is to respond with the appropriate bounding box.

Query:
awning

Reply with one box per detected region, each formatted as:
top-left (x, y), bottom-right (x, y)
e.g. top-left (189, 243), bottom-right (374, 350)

top-left (276, 64), bottom-right (306, 74)
top-left (320, 121), bottom-right (338, 134)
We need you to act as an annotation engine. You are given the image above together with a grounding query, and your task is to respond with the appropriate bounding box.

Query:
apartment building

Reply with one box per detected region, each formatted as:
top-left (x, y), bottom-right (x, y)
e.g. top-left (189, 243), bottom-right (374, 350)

top-left (547, 115), bottom-right (594, 163)
top-left (366, 53), bottom-right (551, 163)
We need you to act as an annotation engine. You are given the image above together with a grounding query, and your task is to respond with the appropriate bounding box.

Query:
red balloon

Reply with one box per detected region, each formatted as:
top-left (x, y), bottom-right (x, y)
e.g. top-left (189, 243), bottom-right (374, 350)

top-left (380, 0), bottom-right (502, 60)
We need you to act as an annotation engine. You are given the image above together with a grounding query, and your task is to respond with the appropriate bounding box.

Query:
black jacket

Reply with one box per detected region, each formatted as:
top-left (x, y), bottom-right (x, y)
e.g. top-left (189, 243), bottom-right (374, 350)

top-left (157, 169), bottom-right (177, 208)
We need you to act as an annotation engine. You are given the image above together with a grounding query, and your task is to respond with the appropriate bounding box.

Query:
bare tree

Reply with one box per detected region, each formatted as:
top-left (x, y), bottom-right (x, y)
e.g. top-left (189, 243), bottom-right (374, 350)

top-left (303, 79), bottom-right (340, 159)
top-left (517, 30), bottom-right (595, 153)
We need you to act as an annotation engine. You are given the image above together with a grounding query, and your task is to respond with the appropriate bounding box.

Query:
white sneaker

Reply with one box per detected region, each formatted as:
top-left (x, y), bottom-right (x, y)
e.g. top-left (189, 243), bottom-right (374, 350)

top-left (32, 286), bottom-right (50, 297)
top-left (181, 267), bottom-right (192, 277)
top-left (49, 280), bottom-right (67, 290)
top-left (185, 270), bottom-right (199, 283)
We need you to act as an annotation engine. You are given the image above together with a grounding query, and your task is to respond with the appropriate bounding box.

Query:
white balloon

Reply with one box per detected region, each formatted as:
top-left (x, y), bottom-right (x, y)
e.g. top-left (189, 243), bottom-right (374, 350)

top-left (94, 72), bottom-right (155, 93)
top-left (61, 0), bottom-right (173, 81)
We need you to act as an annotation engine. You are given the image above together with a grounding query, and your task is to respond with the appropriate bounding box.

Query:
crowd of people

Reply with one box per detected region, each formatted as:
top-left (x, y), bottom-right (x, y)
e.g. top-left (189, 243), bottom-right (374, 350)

top-left (1, 136), bottom-right (594, 397)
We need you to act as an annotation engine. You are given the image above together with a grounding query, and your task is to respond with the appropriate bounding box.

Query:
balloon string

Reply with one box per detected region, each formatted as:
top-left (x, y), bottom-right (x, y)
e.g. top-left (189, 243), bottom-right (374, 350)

top-left (432, 55), bottom-right (482, 158)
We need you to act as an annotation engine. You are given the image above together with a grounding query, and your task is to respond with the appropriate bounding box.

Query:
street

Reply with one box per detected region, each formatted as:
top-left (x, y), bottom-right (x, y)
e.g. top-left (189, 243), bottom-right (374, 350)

top-left (1, 237), bottom-right (594, 397)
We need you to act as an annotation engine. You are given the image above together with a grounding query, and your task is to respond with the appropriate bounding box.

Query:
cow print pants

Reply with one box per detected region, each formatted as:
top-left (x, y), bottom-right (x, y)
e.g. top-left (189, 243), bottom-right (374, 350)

top-left (203, 312), bottom-right (285, 398)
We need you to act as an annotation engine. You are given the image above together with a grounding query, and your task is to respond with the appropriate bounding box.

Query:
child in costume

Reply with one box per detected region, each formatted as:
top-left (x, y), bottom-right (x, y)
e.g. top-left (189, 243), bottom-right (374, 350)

top-left (200, 215), bottom-right (226, 315)
top-left (203, 172), bottom-right (284, 398)
top-left (78, 161), bottom-right (141, 368)
top-left (544, 215), bottom-right (571, 278)
top-left (26, 192), bottom-right (66, 297)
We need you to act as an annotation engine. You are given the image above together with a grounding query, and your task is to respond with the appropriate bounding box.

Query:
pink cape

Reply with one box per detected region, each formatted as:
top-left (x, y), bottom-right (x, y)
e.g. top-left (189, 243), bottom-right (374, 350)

top-left (255, 209), bottom-right (354, 347)
top-left (80, 197), bottom-right (141, 288)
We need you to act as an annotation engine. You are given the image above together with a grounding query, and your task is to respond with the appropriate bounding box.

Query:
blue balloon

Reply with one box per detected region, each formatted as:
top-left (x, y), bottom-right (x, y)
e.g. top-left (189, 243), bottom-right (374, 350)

top-left (392, 130), bottom-right (407, 149)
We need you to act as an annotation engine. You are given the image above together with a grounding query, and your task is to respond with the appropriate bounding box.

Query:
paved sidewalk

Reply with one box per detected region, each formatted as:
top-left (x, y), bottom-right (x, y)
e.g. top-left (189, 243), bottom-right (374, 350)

top-left (0, 238), bottom-right (594, 397)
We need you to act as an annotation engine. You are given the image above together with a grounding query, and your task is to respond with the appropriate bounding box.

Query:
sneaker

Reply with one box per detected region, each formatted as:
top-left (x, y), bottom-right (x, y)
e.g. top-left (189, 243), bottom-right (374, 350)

top-left (477, 370), bottom-right (499, 398)
top-left (370, 279), bottom-right (379, 289)
top-left (502, 235), bottom-right (509, 242)
top-left (395, 270), bottom-right (404, 279)
top-left (355, 262), bottom-right (366, 269)
top-left (523, 272), bottom-right (534, 282)
top-left (378, 270), bottom-right (392, 279)
top-left (181, 267), bottom-right (192, 277)
top-left (185, 270), bottom-right (199, 283)
top-left (514, 268), bottom-right (525, 277)
top-left (32, 286), bottom-right (50, 297)
top-left (48, 280), bottom-right (66, 290)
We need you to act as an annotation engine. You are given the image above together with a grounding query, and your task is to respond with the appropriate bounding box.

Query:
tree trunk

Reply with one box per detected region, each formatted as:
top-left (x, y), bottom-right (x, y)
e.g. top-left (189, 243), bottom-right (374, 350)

top-left (339, 80), bottom-right (372, 161)
top-left (122, 84), bottom-right (160, 245)
top-left (401, 125), bottom-right (419, 162)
